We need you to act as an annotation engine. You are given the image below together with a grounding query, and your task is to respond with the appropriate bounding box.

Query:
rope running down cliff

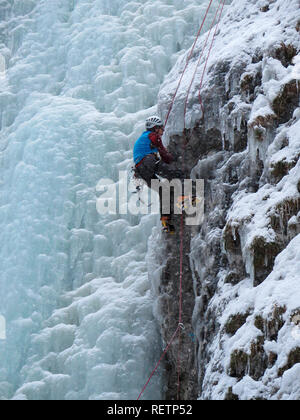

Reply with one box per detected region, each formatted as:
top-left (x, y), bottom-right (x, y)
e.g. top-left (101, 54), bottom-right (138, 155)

top-left (137, 0), bottom-right (225, 401)
top-left (177, 0), bottom-right (226, 400)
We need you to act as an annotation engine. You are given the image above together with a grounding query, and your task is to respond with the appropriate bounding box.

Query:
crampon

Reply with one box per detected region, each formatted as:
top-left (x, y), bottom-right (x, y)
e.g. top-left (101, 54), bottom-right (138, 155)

top-left (161, 216), bottom-right (176, 234)
top-left (176, 195), bottom-right (202, 212)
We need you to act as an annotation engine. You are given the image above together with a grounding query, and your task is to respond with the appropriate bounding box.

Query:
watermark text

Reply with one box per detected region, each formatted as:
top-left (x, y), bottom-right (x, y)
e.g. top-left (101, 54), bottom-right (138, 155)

top-left (96, 171), bottom-right (204, 226)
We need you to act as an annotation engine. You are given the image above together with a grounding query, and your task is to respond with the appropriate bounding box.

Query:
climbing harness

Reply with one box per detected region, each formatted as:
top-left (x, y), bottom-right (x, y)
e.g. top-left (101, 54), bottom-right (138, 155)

top-left (137, 0), bottom-right (225, 401)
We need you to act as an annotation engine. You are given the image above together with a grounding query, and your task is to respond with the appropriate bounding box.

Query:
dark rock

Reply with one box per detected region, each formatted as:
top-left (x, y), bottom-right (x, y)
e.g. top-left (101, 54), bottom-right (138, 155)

top-left (271, 43), bottom-right (297, 68)
top-left (229, 337), bottom-right (268, 381)
top-left (225, 387), bottom-right (239, 400)
top-left (225, 312), bottom-right (250, 336)
top-left (250, 236), bottom-right (283, 287)
top-left (278, 348), bottom-right (300, 377)
top-left (272, 80), bottom-right (300, 124)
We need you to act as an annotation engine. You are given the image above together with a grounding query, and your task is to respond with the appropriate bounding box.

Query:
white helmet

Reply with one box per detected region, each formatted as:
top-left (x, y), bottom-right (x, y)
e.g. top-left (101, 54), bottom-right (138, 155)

top-left (146, 116), bottom-right (163, 130)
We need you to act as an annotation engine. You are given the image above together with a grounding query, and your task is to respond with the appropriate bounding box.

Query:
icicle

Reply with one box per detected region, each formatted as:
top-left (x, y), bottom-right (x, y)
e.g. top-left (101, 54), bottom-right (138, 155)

top-left (232, 225), bottom-right (237, 242)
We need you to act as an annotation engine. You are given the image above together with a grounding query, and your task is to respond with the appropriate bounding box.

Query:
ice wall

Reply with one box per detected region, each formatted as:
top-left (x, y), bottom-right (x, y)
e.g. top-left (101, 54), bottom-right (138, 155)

top-left (0, 0), bottom-right (219, 400)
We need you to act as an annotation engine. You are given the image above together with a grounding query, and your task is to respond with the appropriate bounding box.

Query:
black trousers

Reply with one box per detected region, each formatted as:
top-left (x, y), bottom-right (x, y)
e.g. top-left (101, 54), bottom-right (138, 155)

top-left (135, 154), bottom-right (184, 218)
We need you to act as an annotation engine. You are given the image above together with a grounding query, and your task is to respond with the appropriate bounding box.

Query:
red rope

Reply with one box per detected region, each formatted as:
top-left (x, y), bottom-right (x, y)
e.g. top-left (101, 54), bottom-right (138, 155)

top-left (198, 0), bottom-right (226, 108)
top-left (177, 207), bottom-right (185, 399)
top-left (137, 325), bottom-right (181, 401)
top-left (137, 0), bottom-right (226, 401)
top-left (177, 2), bottom-right (225, 398)
top-left (164, 0), bottom-right (214, 128)
top-left (184, 0), bottom-right (224, 128)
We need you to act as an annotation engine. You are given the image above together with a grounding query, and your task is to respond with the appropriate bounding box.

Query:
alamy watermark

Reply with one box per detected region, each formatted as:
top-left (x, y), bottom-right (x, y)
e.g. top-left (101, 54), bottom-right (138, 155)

top-left (0, 315), bottom-right (6, 340)
top-left (96, 171), bottom-right (204, 226)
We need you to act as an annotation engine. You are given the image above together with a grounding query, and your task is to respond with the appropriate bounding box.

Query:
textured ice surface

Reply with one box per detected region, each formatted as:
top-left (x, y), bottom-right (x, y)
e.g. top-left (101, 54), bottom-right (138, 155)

top-left (0, 0), bottom-right (220, 400)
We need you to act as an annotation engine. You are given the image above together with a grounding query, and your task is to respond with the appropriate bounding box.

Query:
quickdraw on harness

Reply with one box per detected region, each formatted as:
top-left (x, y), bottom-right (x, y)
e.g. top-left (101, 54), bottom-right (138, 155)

top-left (130, 167), bottom-right (153, 208)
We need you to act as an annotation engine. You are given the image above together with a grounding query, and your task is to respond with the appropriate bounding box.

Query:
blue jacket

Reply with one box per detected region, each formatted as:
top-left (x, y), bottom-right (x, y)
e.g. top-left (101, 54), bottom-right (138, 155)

top-left (133, 131), bottom-right (158, 165)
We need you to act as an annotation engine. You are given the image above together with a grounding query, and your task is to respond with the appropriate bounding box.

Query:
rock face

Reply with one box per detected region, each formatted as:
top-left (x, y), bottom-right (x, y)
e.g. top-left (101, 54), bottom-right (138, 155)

top-left (153, 0), bottom-right (300, 400)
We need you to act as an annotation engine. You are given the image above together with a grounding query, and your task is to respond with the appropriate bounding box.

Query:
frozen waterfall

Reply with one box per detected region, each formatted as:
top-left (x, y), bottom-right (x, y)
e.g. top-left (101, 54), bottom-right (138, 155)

top-left (0, 0), bottom-right (219, 400)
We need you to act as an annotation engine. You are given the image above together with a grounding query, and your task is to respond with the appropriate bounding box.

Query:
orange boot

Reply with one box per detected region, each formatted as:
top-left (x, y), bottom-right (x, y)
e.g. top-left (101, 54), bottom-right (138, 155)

top-left (161, 216), bottom-right (175, 234)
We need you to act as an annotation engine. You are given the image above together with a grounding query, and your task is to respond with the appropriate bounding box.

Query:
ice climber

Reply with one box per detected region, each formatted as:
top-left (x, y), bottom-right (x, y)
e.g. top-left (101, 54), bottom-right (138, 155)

top-left (133, 116), bottom-right (184, 233)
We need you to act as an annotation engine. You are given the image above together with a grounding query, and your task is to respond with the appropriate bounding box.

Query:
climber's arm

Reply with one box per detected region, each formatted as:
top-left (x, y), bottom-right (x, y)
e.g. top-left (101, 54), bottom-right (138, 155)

top-left (149, 133), bottom-right (174, 164)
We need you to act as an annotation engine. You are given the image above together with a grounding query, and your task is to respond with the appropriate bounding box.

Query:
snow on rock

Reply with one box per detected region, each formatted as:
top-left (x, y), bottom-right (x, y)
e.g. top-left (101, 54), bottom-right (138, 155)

top-left (159, 0), bottom-right (300, 139)
top-left (204, 234), bottom-right (300, 400)
top-left (155, 0), bottom-right (300, 400)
